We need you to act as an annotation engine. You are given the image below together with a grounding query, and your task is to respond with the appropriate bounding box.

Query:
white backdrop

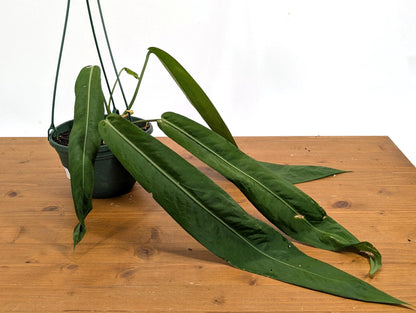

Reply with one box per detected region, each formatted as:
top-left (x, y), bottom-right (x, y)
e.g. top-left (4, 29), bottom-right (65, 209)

top-left (1, 0), bottom-right (415, 165)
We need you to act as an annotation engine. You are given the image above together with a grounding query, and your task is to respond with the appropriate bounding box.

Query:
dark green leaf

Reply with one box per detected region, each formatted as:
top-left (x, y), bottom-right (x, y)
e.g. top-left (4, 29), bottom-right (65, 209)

top-left (68, 65), bottom-right (105, 247)
top-left (158, 112), bottom-right (381, 275)
top-left (98, 113), bottom-right (405, 305)
top-left (260, 162), bottom-right (349, 184)
top-left (148, 47), bottom-right (236, 146)
top-left (147, 47), bottom-right (344, 183)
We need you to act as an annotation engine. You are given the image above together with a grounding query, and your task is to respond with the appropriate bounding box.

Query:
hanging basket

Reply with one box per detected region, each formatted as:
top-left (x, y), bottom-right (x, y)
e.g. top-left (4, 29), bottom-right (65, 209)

top-left (48, 0), bottom-right (154, 198)
top-left (49, 117), bottom-right (153, 198)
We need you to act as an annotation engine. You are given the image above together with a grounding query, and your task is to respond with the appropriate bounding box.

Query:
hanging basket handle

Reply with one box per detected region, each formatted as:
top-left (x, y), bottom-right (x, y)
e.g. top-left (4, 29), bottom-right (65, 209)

top-left (49, 0), bottom-right (129, 140)
top-left (48, 0), bottom-right (71, 139)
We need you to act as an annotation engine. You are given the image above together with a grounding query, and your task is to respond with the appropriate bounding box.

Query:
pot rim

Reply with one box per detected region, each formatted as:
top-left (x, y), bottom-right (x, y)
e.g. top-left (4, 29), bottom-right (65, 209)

top-left (48, 116), bottom-right (153, 154)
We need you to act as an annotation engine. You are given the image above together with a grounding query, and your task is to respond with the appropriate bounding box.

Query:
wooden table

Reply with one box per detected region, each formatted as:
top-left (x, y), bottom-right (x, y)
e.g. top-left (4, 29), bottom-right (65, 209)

top-left (1, 136), bottom-right (415, 312)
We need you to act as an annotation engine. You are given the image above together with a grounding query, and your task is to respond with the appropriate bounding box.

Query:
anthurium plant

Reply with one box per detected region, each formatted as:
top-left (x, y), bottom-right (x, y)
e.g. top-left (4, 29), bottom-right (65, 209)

top-left (65, 49), bottom-right (407, 307)
top-left (52, 0), bottom-right (409, 308)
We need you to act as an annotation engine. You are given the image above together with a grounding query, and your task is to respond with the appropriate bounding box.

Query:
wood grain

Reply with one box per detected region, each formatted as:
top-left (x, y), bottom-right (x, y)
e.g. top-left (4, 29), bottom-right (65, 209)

top-left (0, 136), bottom-right (415, 312)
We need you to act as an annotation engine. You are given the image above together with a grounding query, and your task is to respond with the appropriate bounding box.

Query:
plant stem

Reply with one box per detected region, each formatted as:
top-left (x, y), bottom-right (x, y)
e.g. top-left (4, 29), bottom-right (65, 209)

top-left (103, 98), bottom-right (111, 115)
top-left (108, 68), bottom-right (131, 112)
top-left (132, 119), bottom-right (160, 124)
top-left (127, 51), bottom-right (152, 111)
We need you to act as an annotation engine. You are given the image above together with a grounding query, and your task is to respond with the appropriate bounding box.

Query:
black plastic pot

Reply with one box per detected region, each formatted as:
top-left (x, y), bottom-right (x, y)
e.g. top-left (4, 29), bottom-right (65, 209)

top-left (49, 117), bottom-right (153, 198)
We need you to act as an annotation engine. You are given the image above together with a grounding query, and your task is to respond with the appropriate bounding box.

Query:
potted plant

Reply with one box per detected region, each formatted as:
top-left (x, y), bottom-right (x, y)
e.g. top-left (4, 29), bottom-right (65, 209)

top-left (48, 93), bottom-right (153, 198)
top-left (48, 0), bottom-right (408, 307)
top-left (47, 0), bottom-right (155, 199)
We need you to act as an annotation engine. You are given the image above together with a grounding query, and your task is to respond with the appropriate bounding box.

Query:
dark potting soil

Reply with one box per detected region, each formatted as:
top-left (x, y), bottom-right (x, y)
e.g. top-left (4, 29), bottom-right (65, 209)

top-left (56, 130), bottom-right (71, 146)
top-left (54, 122), bottom-right (151, 147)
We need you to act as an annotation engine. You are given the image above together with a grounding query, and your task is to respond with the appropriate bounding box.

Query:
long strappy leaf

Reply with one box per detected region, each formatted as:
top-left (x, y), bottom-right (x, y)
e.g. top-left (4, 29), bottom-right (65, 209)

top-left (68, 65), bottom-right (105, 247)
top-left (98, 113), bottom-right (405, 305)
top-left (158, 112), bottom-right (381, 275)
top-left (148, 47), bottom-right (236, 146)
top-left (147, 47), bottom-right (344, 183)
top-left (261, 162), bottom-right (349, 184)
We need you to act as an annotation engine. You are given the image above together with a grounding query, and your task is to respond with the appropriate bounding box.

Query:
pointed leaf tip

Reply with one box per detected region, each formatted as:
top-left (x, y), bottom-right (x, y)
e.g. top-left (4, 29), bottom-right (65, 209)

top-left (147, 47), bottom-right (237, 146)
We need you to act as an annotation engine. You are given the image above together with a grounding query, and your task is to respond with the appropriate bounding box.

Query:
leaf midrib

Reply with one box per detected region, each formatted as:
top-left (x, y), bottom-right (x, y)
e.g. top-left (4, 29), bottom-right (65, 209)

top-left (102, 118), bottom-right (342, 283)
top-left (82, 67), bottom-right (95, 192)
top-left (162, 117), bottom-right (350, 245)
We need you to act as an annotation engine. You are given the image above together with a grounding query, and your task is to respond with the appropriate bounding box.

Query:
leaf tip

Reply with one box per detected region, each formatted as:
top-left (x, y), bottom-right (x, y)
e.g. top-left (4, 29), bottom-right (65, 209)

top-left (73, 222), bottom-right (86, 249)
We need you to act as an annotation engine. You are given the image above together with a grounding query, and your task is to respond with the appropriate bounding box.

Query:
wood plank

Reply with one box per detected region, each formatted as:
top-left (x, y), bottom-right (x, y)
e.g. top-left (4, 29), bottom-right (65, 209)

top-left (0, 136), bottom-right (415, 312)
